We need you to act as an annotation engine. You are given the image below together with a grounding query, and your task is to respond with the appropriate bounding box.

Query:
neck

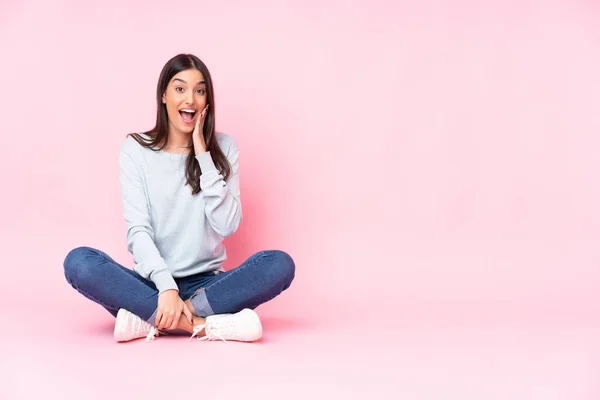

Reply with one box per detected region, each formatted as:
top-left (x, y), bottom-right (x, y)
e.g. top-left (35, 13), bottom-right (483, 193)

top-left (163, 126), bottom-right (192, 152)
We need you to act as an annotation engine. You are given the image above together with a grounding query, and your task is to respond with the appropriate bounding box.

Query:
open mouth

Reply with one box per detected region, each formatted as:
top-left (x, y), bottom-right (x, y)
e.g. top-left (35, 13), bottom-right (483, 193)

top-left (179, 109), bottom-right (196, 124)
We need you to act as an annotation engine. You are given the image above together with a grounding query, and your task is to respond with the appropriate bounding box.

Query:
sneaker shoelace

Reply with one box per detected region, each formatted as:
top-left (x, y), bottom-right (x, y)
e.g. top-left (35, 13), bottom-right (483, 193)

top-left (188, 323), bottom-right (227, 342)
top-left (145, 326), bottom-right (159, 342)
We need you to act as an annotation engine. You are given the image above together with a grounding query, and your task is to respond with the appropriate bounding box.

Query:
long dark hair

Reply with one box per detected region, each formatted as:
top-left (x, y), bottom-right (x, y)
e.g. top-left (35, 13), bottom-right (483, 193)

top-left (128, 54), bottom-right (231, 195)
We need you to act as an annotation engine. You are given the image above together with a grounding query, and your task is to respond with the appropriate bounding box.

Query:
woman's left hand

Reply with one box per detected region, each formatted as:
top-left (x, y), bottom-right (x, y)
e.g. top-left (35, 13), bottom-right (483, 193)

top-left (193, 104), bottom-right (209, 154)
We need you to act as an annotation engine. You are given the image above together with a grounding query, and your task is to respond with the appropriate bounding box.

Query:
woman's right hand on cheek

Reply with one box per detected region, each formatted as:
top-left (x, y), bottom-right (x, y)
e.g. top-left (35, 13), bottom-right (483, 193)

top-left (156, 289), bottom-right (194, 330)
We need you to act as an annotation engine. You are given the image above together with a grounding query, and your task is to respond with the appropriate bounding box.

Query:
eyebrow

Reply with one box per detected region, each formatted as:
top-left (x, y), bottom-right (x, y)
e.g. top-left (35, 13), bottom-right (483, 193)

top-left (172, 78), bottom-right (206, 85)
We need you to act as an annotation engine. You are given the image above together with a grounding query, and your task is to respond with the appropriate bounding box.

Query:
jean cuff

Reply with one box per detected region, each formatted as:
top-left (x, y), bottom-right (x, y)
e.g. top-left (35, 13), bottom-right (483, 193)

top-left (147, 308), bottom-right (157, 326)
top-left (190, 288), bottom-right (215, 317)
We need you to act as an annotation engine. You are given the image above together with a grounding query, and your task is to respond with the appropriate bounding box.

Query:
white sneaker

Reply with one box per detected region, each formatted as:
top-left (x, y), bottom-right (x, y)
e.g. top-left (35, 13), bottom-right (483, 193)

top-left (189, 308), bottom-right (263, 342)
top-left (114, 308), bottom-right (159, 342)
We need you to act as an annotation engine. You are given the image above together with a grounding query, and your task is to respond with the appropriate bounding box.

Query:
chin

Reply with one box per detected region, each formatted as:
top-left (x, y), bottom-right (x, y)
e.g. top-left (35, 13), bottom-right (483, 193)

top-left (176, 124), bottom-right (194, 134)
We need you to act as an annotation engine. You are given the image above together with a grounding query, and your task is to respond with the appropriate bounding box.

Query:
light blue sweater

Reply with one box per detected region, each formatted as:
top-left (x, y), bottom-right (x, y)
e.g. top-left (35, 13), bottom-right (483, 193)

top-left (118, 132), bottom-right (242, 294)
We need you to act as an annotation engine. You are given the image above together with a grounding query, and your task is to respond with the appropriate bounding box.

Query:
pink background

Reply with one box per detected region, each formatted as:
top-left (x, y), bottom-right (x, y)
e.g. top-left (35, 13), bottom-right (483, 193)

top-left (1, 0), bottom-right (599, 398)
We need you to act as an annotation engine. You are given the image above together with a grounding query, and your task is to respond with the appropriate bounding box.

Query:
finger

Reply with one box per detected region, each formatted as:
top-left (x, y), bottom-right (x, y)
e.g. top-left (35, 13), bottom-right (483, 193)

top-left (155, 311), bottom-right (162, 328)
top-left (160, 314), bottom-right (170, 331)
top-left (170, 312), bottom-right (178, 330)
top-left (183, 305), bottom-right (193, 324)
top-left (194, 110), bottom-right (202, 132)
top-left (198, 105), bottom-right (208, 121)
top-left (161, 315), bottom-right (171, 331)
top-left (169, 310), bottom-right (181, 330)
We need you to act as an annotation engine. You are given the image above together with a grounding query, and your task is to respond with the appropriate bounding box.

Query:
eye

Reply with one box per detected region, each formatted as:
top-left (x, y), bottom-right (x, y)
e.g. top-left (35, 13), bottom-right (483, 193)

top-left (196, 89), bottom-right (205, 95)
top-left (175, 87), bottom-right (184, 92)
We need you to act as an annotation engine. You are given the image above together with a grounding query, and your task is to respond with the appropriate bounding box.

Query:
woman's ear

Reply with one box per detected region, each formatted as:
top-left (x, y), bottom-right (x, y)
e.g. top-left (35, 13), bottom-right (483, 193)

top-left (162, 93), bottom-right (166, 104)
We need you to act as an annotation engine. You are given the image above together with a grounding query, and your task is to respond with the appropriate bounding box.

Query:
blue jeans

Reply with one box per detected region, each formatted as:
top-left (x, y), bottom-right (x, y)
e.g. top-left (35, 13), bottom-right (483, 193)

top-left (63, 246), bottom-right (295, 325)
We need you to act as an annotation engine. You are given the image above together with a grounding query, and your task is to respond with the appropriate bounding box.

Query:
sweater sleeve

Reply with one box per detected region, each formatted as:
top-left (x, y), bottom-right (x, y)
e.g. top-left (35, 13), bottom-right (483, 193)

top-left (195, 137), bottom-right (242, 237)
top-left (119, 145), bottom-right (178, 294)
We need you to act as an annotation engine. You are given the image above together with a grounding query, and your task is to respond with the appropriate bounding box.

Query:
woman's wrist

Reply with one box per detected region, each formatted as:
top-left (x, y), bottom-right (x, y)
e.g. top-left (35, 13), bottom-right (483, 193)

top-left (194, 141), bottom-right (207, 155)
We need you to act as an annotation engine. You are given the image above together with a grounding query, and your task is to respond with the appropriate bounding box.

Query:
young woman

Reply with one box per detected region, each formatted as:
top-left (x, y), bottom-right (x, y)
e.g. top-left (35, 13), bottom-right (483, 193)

top-left (63, 54), bottom-right (295, 343)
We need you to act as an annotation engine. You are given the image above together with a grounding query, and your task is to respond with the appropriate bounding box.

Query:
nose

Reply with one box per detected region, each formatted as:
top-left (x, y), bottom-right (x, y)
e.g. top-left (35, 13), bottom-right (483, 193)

top-left (185, 90), bottom-right (194, 105)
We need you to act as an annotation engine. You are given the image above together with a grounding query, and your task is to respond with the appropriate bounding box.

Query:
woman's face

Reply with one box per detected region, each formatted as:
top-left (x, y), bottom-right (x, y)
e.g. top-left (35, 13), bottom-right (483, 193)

top-left (162, 68), bottom-right (207, 136)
